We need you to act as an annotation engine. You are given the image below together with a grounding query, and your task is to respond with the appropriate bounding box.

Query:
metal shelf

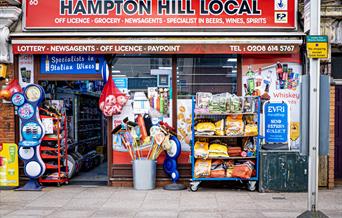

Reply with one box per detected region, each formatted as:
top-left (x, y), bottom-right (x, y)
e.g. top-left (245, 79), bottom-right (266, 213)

top-left (195, 112), bottom-right (257, 116)
top-left (192, 177), bottom-right (258, 181)
top-left (195, 135), bottom-right (258, 138)
top-left (195, 156), bottom-right (256, 160)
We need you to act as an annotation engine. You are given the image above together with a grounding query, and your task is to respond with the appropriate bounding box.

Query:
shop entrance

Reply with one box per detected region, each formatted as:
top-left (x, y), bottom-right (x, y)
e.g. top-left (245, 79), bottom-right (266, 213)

top-left (39, 80), bottom-right (108, 184)
top-left (335, 85), bottom-right (342, 179)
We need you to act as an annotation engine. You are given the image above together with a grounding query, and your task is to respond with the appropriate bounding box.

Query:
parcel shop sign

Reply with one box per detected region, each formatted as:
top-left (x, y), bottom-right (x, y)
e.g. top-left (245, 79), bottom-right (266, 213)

top-left (23, 0), bottom-right (296, 30)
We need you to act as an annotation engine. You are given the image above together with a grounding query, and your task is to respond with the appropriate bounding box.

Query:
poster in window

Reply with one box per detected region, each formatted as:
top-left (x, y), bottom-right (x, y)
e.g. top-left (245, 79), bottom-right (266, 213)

top-left (242, 54), bottom-right (301, 150)
top-left (18, 55), bottom-right (34, 88)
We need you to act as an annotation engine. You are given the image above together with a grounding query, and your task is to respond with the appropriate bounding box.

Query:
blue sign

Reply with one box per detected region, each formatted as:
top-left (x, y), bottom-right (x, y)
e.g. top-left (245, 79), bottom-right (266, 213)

top-left (264, 102), bottom-right (289, 143)
top-left (113, 78), bottom-right (128, 89)
top-left (40, 55), bottom-right (105, 74)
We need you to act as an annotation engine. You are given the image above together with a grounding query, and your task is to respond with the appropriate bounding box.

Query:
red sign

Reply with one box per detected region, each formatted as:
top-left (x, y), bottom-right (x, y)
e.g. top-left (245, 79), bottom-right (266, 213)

top-left (24, 0), bottom-right (296, 30)
top-left (12, 43), bottom-right (300, 54)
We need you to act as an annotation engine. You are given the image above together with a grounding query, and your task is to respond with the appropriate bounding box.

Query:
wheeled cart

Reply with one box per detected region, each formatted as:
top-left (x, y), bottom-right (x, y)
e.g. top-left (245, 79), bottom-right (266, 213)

top-left (190, 96), bottom-right (261, 192)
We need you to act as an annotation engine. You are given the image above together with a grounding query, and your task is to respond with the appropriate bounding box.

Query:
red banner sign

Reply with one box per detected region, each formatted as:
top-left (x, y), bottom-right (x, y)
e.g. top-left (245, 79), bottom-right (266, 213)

top-left (24, 0), bottom-right (296, 30)
top-left (12, 43), bottom-right (299, 54)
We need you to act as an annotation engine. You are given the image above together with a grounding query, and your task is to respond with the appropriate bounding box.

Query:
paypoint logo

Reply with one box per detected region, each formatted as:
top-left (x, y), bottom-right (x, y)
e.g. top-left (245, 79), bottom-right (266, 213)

top-left (275, 12), bottom-right (288, 23)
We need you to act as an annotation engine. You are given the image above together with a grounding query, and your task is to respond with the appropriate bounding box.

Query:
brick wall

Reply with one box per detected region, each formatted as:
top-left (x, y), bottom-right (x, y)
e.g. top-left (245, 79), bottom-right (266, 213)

top-left (0, 63), bottom-right (15, 144)
top-left (328, 85), bottom-right (335, 189)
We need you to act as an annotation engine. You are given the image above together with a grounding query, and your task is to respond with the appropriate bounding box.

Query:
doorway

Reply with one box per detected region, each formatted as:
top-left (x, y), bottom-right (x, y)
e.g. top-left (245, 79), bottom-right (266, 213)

top-left (39, 80), bottom-right (108, 184)
top-left (335, 85), bottom-right (342, 179)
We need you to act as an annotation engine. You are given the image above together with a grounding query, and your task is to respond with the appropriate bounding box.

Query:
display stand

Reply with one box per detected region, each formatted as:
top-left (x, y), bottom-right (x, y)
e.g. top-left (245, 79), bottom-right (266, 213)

top-left (39, 112), bottom-right (69, 186)
top-left (190, 96), bottom-right (261, 192)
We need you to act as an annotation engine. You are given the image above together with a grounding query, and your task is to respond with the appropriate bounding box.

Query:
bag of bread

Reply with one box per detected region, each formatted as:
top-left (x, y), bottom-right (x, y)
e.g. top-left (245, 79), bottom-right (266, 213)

top-left (208, 142), bottom-right (228, 158)
top-left (244, 124), bottom-right (258, 136)
top-left (215, 119), bottom-right (225, 136)
top-left (194, 141), bottom-right (209, 159)
top-left (194, 159), bottom-right (211, 178)
top-left (225, 115), bottom-right (244, 136)
top-left (195, 121), bottom-right (215, 135)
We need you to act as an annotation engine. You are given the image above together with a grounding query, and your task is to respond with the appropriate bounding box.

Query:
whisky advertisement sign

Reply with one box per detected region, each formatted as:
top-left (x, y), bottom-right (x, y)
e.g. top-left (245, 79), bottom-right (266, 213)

top-left (23, 0), bottom-right (297, 30)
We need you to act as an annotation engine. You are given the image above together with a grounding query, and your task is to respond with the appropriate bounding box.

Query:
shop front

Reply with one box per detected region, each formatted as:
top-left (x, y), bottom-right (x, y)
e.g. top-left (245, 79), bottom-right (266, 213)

top-left (8, 0), bottom-right (305, 188)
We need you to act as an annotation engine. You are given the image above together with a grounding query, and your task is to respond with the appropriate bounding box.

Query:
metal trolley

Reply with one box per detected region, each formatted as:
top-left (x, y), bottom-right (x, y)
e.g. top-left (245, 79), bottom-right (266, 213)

top-left (189, 96), bottom-right (261, 192)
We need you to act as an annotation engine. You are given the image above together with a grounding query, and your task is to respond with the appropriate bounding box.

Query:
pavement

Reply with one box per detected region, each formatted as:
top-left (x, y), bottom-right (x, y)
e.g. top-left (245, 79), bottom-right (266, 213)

top-left (0, 185), bottom-right (341, 218)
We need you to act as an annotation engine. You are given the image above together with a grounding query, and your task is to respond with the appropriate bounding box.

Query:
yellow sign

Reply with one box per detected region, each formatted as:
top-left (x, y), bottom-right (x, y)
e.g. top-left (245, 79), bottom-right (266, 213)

top-left (306, 35), bottom-right (328, 59)
top-left (0, 143), bottom-right (19, 187)
top-left (0, 64), bottom-right (7, 79)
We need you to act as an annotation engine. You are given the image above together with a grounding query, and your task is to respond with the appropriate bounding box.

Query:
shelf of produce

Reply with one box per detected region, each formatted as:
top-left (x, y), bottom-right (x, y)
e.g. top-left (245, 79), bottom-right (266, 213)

top-left (40, 147), bottom-right (58, 151)
top-left (192, 177), bottom-right (258, 181)
top-left (41, 155), bottom-right (59, 159)
top-left (195, 135), bottom-right (258, 138)
top-left (195, 156), bottom-right (256, 160)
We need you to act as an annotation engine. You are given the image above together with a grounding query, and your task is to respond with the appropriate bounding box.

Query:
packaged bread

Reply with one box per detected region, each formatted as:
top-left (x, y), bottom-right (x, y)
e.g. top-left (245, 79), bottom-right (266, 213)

top-left (194, 159), bottom-right (211, 178)
top-left (228, 95), bottom-right (243, 113)
top-left (209, 93), bottom-right (229, 113)
top-left (196, 92), bottom-right (212, 109)
top-left (225, 115), bottom-right (244, 136)
top-left (215, 119), bottom-right (225, 136)
top-left (194, 141), bottom-right (209, 159)
top-left (208, 142), bottom-right (228, 158)
top-left (195, 122), bottom-right (216, 132)
top-left (244, 124), bottom-right (258, 136)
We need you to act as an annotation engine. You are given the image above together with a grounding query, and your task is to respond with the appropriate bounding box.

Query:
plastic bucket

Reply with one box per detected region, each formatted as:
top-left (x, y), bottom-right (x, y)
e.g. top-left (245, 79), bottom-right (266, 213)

top-left (132, 159), bottom-right (156, 190)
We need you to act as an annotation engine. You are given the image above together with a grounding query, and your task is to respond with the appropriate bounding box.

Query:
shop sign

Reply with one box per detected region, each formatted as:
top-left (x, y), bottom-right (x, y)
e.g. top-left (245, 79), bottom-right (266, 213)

top-left (264, 102), bottom-right (289, 144)
top-left (0, 143), bottom-right (19, 187)
top-left (306, 35), bottom-right (328, 59)
top-left (23, 0), bottom-right (296, 30)
top-left (40, 55), bottom-right (105, 74)
top-left (14, 43), bottom-right (300, 55)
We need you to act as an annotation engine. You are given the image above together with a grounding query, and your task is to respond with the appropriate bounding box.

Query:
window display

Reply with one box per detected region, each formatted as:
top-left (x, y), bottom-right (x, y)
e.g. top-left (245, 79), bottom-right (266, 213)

top-left (242, 55), bottom-right (302, 150)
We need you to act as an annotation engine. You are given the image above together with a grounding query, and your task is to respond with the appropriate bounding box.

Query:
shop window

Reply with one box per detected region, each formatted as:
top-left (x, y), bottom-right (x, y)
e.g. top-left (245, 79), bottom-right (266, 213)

top-left (177, 55), bottom-right (238, 98)
top-left (332, 54), bottom-right (342, 80)
top-left (176, 55), bottom-right (238, 152)
top-left (111, 55), bottom-right (172, 92)
top-left (111, 55), bottom-right (173, 126)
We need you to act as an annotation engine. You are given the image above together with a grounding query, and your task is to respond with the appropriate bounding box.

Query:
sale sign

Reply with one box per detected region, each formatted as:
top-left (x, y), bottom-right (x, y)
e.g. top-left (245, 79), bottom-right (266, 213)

top-left (23, 0), bottom-right (297, 30)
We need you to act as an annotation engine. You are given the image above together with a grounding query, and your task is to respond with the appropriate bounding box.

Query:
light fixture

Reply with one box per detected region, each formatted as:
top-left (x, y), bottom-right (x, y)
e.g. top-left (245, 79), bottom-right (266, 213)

top-left (227, 58), bottom-right (237, 62)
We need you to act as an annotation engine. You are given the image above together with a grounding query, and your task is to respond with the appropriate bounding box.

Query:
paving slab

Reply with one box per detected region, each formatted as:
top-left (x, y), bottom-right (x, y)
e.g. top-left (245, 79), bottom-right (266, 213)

top-left (91, 209), bottom-right (136, 218)
top-left (101, 199), bottom-right (143, 210)
top-left (135, 210), bottom-right (178, 218)
top-left (5, 209), bottom-right (54, 217)
top-left (64, 198), bottom-right (108, 209)
top-left (178, 211), bottom-right (222, 218)
top-left (140, 199), bottom-right (179, 210)
top-left (48, 209), bottom-right (95, 218)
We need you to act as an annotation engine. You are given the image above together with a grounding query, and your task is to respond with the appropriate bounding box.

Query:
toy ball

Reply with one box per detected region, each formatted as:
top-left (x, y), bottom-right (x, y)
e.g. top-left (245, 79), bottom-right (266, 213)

top-left (105, 95), bottom-right (116, 106)
top-left (99, 102), bottom-right (105, 111)
top-left (116, 95), bottom-right (128, 106)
